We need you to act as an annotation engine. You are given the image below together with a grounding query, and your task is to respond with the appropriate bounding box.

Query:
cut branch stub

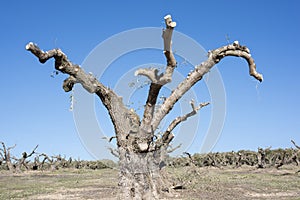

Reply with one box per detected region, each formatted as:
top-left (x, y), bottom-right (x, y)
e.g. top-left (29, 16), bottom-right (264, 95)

top-left (135, 14), bottom-right (177, 85)
top-left (134, 68), bottom-right (160, 84)
top-left (163, 14), bottom-right (176, 52)
top-left (138, 14), bottom-right (177, 135)
top-left (63, 76), bottom-right (78, 92)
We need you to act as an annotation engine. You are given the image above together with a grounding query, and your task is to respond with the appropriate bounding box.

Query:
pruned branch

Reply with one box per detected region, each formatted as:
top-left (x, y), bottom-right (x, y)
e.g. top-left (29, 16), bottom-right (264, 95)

top-left (183, 152), bottom-right (195, 165)
top-left (167, 101), bottom-right (209, 134)
top-left (161, 101), bottom-right (209, 145)
top-left (0, 141), bottom-right (16, 172)
top-left (167, 144), bottom-right (182, 153)
top-left (27, 144), bottom-right (39, 158)
top-left (211, 41), bottom-right (263, 82)
top-left (40, 153), bottom-right (53, 163)
top-left (0, 141), bottom-right (15, 160)
top-left (135, 14), bottom-right (177, 85)
top-left (7, 143), bottom-right (17, 152)
top-left (138, 15), bottom-right (177, 135)
top-left (108, 147), bottom-right (119, 158)
top-left (26, 42), bottom-right (140, 148)
top-left (291, 140), bottom-right (300, 150)
top-left (14, 145), bottom-right (39, 171)
top-left (102, 136), bottom-right (117, 143)
top-left (26, 42), bottom-right (100, 93)
top-left (151, 41), bottom-right (263, 131)
top-left (134, 68), bottom-right (161, 84)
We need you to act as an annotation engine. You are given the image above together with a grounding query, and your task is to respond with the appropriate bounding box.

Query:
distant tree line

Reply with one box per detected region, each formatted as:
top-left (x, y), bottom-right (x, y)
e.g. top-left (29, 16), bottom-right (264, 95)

top-left (0, 141), bottom-right (116, 173)
top-left (169, 140), bottom-right (300, 170)
top-left (1, 140), bottom-right (299, 173)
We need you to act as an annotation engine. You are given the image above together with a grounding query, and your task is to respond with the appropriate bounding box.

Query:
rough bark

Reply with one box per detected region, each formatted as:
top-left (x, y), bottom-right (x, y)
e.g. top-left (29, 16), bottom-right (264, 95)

top-left (0, 142), bottom-right (16, 172)
top-left (26, 15), bottom-right (263, 199)
top-left (160, 101), bottom-right (209, 146)
top-left (257, 147), bottom-right (271, 168)
top-left (40, 153), bottom-right (58, 170)
top-left (151, 41), bottom-right (263, 131)
top-left (289, 140), bottom-right (300, 166)
top-left (14, 145), bottom-right (38, 172)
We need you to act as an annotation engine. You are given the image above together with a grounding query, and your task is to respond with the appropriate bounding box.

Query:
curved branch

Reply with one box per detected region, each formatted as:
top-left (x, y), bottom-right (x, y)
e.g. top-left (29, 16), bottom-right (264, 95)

top-left (212, 41), bottom-right (263, 81)
top-left (291, 140), bottom-right (300, 150)
top-left (26, 42), bottom-right (100, 93)
top-left (151, 42), bottom-right (263, 130)
top-left (108, 147), bottom-right (119, 158)
top-left (63, 76), bottom-right (78, 92)
top-left (26, 43), bottom-right (140, 147)
top-left (16, 145), bottom-right (39, 171)
top-left (134, 68), bottom-right (160, 83)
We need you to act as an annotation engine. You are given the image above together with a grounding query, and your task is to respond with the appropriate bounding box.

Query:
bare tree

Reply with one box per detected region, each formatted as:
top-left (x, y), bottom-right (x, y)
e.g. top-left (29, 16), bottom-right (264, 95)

top-left (0, 141), bottom-right (16, 172)
top-left (26, 15), bottom-right (263, 199)
top-left (13, 145), bottom-right (38, 172)
top-left (0, 142), bottom-right (39, 172)
top-left (289, 140), bottom-right (300, 166)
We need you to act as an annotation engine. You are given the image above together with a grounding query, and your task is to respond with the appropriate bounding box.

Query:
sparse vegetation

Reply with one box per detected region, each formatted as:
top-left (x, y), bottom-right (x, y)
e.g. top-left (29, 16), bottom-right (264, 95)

top-left (0, 165), bottom-right (299, 199)
top-left (1, 140), bottom-right (300, 199)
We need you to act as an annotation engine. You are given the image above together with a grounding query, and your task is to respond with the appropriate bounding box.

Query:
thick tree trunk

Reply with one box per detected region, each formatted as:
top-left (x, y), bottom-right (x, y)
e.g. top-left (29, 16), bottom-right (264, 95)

top-left (118, 147), bottom-right (170, 199)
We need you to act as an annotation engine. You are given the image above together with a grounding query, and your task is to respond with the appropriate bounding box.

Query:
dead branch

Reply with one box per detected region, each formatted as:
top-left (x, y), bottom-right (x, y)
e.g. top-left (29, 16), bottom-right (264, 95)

top-left (257, 147), bottom-right (267, 168)
top-left (26, 43), bottom-right (100, 93)
top-left (161, 101), bottom-right (209, 145)
top-left (287, 140), bottom-right (300, 166)
top-left (15, 145), bottom-right (39, 171)
top-left (0, 141), bottom-right (16, 172)
top-left (183, 152), bottom-right (196, 166)
top-left (108, 147), bottom-right (119, 158)
top-left (26, 42), bottom-right (140, 149)
top-left (291, 140), bottom-right (300, 150)
top-left (137, 15), bottom-right (177, 136)
top-left (167, 144), bottom-right (182, 153)
top-left (102, 136), bottom-right (117, 143)
top-left (151, 41), bottom-right (263, 131)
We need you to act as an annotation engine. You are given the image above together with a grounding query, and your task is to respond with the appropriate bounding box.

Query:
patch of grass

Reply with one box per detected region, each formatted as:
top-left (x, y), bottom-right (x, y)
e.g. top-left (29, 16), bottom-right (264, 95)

top-left (0, 166), bottom-right (299, 199)
top-left (168, 165), bottom-right (300, 199)
top-left (0, 174), bottom-right (55, 199)
top-left (0, 168), bottom-right (118, 199)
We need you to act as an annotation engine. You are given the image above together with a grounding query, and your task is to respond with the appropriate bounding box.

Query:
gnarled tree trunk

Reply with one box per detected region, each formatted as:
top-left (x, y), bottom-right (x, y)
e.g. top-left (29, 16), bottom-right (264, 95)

top-left (26, 15), bottom-right (263, 199)
top-left (0, 141), bottom-right (16, 172)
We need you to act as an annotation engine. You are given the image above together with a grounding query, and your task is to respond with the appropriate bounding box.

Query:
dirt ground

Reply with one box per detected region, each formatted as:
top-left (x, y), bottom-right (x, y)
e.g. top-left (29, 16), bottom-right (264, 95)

top-left (0, 165), bottom-right (299, 200)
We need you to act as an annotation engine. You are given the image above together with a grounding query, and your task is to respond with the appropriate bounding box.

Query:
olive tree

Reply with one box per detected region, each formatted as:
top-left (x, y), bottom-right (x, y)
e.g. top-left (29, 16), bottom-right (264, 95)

top-left (26, 15), bottom-right (262, 199)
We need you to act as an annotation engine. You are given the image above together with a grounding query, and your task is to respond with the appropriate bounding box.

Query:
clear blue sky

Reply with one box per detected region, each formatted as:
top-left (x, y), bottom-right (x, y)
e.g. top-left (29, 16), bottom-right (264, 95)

top-left (0, 1), bottom-right (299, 160)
